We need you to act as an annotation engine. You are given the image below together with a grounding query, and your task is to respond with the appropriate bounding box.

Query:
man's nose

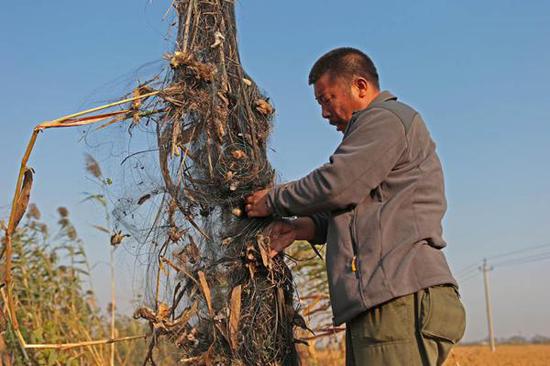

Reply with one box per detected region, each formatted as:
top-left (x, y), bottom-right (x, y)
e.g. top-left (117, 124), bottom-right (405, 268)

top-left (321, 106), bottom-right (331, 119)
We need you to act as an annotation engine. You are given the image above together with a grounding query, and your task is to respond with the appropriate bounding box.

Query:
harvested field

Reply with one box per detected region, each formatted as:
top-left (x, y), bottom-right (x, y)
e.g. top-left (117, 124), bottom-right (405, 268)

top-left (297, 344), bottom-right (550, 365)
top-left (445, 344), bottom-right (550, 366)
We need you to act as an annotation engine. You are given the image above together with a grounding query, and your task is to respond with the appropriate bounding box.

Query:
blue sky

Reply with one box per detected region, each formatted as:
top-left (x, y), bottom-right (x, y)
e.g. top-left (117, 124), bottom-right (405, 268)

top-left (1, 1), bottom-right (549, 342)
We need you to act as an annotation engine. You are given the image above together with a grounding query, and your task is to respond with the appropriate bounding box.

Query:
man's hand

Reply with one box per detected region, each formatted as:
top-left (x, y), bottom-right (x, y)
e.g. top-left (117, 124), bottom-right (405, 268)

top-left (266, 220), bottom-right (296, 257)
top-left (245, 189), bottom-right (272, 217)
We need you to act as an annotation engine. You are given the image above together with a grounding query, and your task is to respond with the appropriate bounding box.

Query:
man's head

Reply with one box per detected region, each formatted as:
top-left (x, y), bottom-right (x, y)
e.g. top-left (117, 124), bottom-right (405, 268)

top-left (309, 47), bottom-right (380, 132)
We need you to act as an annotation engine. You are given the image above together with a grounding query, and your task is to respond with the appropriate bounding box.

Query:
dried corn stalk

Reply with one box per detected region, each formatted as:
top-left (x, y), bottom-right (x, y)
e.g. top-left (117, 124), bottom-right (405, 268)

top-left (110, 1), bottom-right (302, 364)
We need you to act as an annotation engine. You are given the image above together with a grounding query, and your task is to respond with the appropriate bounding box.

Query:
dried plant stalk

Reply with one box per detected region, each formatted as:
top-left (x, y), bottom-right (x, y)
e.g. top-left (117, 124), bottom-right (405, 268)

top-left (3, 2), bottom-right (303, 364)
top-left (116, 1), bottom-right (302, 364)
top-left (22, 335), bottom-right (147, 350)
top-left (2, 94), bottom-right (155, 354)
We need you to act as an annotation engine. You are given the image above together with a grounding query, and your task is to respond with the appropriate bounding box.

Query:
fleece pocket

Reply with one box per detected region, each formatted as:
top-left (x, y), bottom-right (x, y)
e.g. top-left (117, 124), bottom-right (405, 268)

top-left (421, 286), bottom-right (466, 343)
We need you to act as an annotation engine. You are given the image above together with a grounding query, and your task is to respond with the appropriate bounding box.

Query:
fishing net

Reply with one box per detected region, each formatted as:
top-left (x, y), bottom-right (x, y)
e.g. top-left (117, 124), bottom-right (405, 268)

top-left (88, 1), bottom-right (303, 364)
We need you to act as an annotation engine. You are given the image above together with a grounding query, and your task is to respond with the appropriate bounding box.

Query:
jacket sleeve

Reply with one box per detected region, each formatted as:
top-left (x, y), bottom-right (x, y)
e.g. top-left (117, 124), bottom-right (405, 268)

top-left (307, 211), bottom-right (330, 245)
top-left (267, 107), bottom-right (408, 216)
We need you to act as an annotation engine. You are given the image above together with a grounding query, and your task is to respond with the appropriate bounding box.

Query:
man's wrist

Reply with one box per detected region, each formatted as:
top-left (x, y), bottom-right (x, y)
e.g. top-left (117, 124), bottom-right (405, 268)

top-left (265, 188), bottom-right (277, 216)
top-left (287, 217), bottom-right (315, 241)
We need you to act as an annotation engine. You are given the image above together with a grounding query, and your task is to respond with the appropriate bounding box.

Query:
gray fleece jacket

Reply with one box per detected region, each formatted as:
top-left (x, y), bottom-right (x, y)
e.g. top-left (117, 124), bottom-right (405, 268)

top-left (266, 91), bottom-right (457, 325)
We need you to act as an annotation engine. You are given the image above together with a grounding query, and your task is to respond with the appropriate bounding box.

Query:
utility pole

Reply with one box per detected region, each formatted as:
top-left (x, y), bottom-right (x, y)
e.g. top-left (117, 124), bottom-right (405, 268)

top-left (480, 258), bottom-right (496, 352)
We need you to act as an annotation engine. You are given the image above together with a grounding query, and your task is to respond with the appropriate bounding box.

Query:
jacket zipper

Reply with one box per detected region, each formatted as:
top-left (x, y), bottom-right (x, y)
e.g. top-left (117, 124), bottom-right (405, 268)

top-left (350, 207), bottom-right (367, 307)
top-left (350, 209), bottom-right (359, 276)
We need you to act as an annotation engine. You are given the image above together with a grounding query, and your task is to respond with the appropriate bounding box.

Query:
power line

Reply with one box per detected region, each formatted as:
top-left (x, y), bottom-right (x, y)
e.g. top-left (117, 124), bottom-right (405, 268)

top-left (458, 271), bottom-right (480, 284)
top-left (493, 252), bottom-right (550, 268)
top-left (454, 242), bottom-right (550, 277)
top-left (487, 242), bottom-right (550, 261)
top-left (457, 267), bottom-right (479, 280)
top-left (458, 248), bottom-right (550, 352)
top-left (456, 263), bottom-right (480, 277)
top-left (457, 251), bottom-right (550, 286)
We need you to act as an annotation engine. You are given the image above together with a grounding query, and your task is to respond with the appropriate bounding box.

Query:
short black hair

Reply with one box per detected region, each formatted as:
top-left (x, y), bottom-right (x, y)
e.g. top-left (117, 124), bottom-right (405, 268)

top-left (308, 47), bottom-right (379, 89)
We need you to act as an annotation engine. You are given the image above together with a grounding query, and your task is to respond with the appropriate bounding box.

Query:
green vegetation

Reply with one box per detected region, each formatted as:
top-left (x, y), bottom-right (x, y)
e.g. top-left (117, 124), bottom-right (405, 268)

top-left (1, 205), bottom-right (148, 365)
top-left (0, 207), bottom-right (341, 365)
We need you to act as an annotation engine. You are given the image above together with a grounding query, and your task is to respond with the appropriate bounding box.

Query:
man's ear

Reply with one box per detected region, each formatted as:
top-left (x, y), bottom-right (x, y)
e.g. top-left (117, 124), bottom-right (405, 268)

top-left (353, 77), bottom-right (369, 98)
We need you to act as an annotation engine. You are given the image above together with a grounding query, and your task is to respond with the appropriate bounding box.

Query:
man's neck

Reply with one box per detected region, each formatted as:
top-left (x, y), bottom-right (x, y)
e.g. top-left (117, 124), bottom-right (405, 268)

top-left (364, 89), bottom-right (381, 109)
top-left (354, 89), bottom-right (381, 113)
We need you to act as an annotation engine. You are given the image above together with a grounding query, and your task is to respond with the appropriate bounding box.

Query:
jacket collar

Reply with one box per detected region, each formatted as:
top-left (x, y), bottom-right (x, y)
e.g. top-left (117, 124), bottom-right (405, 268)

top-left (371, 90), bottom-right (397, 104)
top-left (345, 90), bottom-right (397, 135)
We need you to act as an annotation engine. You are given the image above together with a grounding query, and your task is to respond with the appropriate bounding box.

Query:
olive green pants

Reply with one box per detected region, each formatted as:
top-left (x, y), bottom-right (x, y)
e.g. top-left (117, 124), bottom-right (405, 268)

top-left (346, 285), bottom-right (466, 366)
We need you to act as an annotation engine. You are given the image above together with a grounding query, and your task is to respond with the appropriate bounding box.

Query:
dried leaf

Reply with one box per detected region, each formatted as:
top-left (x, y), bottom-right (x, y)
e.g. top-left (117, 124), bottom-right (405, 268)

top-left (168, 226), bottom-right (185, 243)
top-left (216, 121), bottom-right (226, 139)
top-left (9, 168), bottom-right (33, 234)
top-left (168, 51), bottom-right (191, 69)
top-left (246, 243), bottom-right (256, 261)
top-left (133, 306), bottom-right (156, 321)
top-left (137, 193), bottom-right (151, 205)
top-left (255, 99), bottom-right (274, 115)
top-left (229, 285), bottom-right (242, 351)
top-left (217, 91), bottom-right (229, 106)
top-left (175, 301), bottom-right (198, 328)
top-left (132, 88), bottom-right (142, 123)
top-left (215, 322), bottom-right (230, 348)
top-left (277, 287), bottom-right (286, 320)
top-left (130, 85), bottom-right (154, 123)
top-left (247, 263), bottom-right (256, 279)
top-left (210, 31), bottom-right (225, 48)
top-left (258, 244), bottom-right (270, 269)
top-left (292, 313), bottom-right (308, 330)
top-left (171, 120), bottom-right (182, 157)
top-left (52, 110), bottom-right (129, 130)
top-left (92, 225), bottom-right (110, 234)
top-left (157, 302), bottom-right (171, 321)
top-left (159, 259), bottom-right (169, 276)
top-left (231, 150), bottom-right (246, 160)
top-left (84, 154), bottom-right (102, 179)
top-left (186, 236), bottom-right (200, 263)
top-left (198, 271), bottom-right (213, 315)
top-left (110, 231), bottom-right (130, 246)
top-left (224, 171), bottom-right (234, 180)
top-left (178, 126), bottom-right (197, 146)
top-left (257, 235), bottom-right (271, 269)
top-left (166, 51), bottom-right (216, 81)
top-left (180, 355), bottom-right (203, 365)
top-left (95, 111), bottom-right (131, 130)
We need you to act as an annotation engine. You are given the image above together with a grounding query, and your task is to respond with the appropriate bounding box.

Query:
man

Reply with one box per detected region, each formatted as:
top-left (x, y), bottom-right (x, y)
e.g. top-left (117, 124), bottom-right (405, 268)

top-left (245, 47), bottom-right (465, 365)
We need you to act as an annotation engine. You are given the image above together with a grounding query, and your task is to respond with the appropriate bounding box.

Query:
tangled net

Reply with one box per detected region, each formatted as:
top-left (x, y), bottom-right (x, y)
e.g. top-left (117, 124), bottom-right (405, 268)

top-left (94, 1), bottom-right (303, 365)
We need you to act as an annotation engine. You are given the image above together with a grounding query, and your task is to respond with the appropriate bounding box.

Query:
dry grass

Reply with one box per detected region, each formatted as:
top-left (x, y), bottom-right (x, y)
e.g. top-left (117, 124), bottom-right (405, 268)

top-left (445, 344), bottom-right (550, 366)
top-left (1, 207), bottom-right (151, 364)
top-left (296, 343), bottom-right (550, 366)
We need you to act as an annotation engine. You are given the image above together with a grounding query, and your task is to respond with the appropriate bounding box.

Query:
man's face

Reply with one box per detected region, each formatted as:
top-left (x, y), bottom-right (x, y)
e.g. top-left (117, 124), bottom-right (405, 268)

top-left (314, 72), bottom-right (358, 133)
